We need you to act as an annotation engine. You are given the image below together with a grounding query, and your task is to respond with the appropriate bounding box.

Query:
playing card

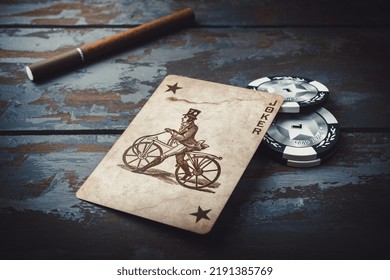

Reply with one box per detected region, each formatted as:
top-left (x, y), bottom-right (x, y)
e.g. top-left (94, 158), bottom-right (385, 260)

top-left (76, 75), bottom-right (283, 234)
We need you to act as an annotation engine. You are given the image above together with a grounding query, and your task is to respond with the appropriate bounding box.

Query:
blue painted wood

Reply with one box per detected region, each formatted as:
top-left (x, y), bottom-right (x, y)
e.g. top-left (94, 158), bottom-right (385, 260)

top-left (1, 0), bottom-right (389, 260)
top-left (0, 133), bottom-right (389, 259)
top-left (0, 0), bottom-right (389, 26)
top-left (1, 28), bottom-right (389, 131)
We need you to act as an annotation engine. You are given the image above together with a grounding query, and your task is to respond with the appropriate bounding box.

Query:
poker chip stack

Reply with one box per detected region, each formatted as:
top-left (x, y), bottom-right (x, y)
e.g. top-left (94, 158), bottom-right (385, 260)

top-left (248, 76), bottom-right (340, 167)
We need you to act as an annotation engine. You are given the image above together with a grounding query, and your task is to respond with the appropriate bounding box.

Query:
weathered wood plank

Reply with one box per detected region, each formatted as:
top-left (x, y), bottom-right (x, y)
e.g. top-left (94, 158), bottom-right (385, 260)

top-left (1, 132), bottom-right (389, 259)
top-left (1, 0), bottom-right (389, 26)
top-left (1, 27), bottom-right (389, 131)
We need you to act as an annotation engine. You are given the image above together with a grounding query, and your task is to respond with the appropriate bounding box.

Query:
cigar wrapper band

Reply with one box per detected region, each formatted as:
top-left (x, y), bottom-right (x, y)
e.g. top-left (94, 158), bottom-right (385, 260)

top-left (26, 8), bottom-right (195, 81)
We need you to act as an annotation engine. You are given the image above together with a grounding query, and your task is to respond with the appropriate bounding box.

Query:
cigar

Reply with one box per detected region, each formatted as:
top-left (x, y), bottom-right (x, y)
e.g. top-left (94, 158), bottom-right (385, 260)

top-left (26, 8), bottom-right (195, 81)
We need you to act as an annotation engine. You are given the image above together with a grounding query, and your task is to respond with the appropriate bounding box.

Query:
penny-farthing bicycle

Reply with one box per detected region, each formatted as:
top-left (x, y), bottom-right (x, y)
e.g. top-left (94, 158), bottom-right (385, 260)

top-left (122, 132), bottom-right (222, 189)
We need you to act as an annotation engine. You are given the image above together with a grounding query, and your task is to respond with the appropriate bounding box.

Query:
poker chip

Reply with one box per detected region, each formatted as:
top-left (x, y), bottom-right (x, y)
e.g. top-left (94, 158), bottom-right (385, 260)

top-left (267, 146), bottom-right (338, 167)
top-left (262, 107), bottom-right (340, 167)
top-left (248, 76), bottom-right (329, 113)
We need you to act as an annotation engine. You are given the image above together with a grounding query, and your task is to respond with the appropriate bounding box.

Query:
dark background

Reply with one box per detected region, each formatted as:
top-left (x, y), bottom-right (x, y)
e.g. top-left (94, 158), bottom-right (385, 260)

top-left (0, 0), bottom-right (389, 259)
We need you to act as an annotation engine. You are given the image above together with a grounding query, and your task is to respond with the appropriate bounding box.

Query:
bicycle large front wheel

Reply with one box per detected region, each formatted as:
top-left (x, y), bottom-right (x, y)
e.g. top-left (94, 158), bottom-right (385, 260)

top-left (122, 141), bottom-right (163, 169)
top-left (175, 155), bottom-right (221, 189)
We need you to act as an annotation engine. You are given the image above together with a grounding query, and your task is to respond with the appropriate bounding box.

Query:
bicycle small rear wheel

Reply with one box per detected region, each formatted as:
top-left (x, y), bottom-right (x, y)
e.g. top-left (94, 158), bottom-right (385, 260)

top-left (175, 155), bottom-right (221, 189)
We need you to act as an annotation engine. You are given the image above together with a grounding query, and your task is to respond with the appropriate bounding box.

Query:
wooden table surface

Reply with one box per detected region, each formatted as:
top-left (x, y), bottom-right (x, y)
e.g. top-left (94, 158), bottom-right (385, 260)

top-left (1, 0), bottom-right (389, 260)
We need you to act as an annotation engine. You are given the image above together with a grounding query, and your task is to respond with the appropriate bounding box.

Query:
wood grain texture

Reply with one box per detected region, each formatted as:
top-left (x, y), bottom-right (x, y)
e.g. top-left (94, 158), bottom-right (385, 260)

top-left (1, 133), bottom-right (389, 259)
top-left (1, 28), bottom-right (389, 131)
top-left (1, 0), bottom-right (389, 260)
top-left (1, 0), bottom-right (389, 26)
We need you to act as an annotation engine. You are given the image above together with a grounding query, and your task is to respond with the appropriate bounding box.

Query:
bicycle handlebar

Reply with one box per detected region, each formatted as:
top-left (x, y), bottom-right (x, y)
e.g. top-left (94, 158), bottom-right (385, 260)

top-left (132, 131), bottom-right (167, 146)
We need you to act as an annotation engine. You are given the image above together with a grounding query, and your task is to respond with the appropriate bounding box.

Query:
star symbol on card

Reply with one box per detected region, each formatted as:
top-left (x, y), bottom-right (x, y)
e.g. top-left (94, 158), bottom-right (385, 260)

top-left (165, 82), bottom-right (182, 94)
top-left (190, 206), bottom-right (211, 223)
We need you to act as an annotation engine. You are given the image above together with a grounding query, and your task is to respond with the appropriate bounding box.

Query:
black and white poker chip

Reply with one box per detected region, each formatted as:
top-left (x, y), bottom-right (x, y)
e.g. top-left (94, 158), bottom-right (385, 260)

top-left (263, 107), bottom-right (340, 167)
top-left (248, 76), bottom-right (329, 113)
